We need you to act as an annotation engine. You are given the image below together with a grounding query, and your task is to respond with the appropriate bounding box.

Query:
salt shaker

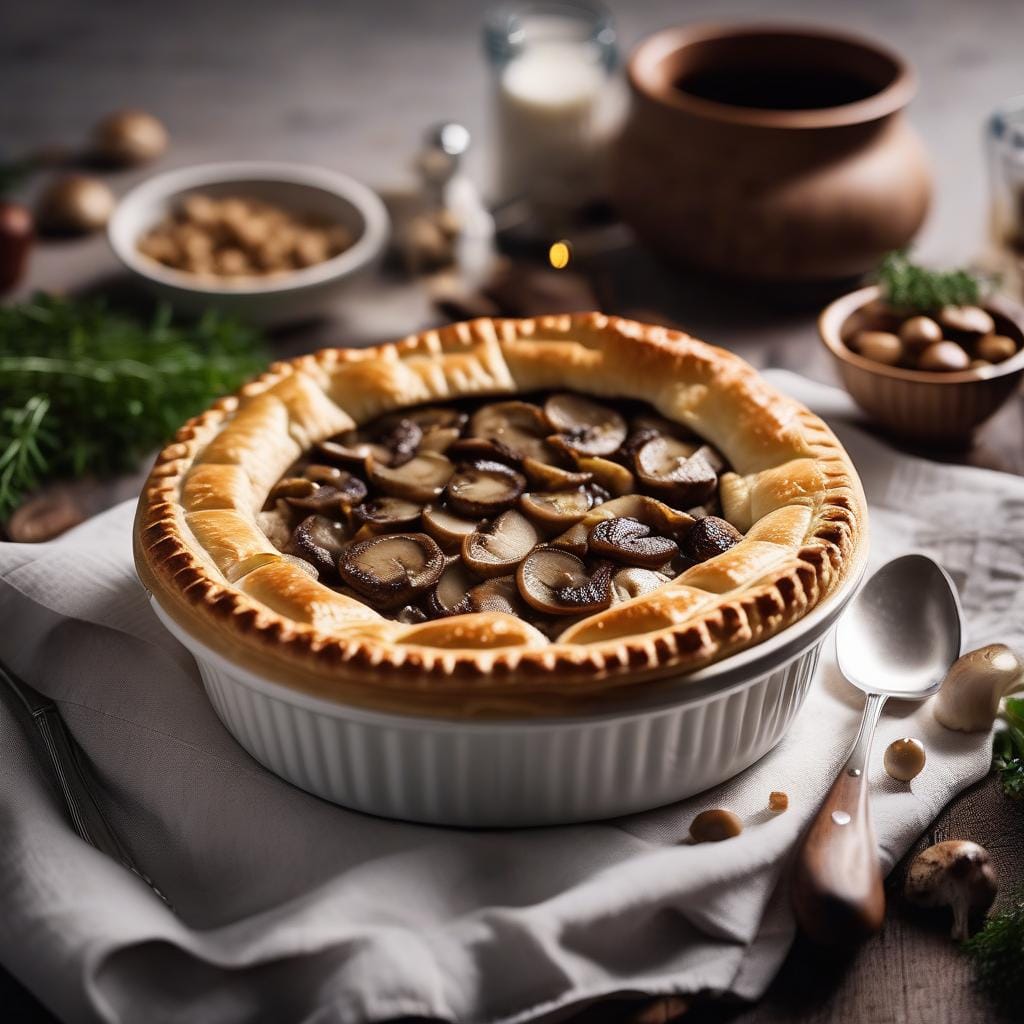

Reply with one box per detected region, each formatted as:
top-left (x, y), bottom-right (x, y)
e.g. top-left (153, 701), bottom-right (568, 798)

top-left (483, 1), bottom-right (620, 235)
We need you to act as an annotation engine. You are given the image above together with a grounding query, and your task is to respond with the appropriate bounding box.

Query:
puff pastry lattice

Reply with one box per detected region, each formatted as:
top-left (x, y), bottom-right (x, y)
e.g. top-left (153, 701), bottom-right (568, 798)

top-left (135, 314), bottom-right (867, 715)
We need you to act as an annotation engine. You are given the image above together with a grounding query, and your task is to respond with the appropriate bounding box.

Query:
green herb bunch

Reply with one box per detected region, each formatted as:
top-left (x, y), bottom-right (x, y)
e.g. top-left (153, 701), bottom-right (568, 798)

top-left (963, 887), bottom-right (1024, 1012)
top-left (993, 696), bottom-right (1024, 801)
top-left (877, 251), bottom-right (984, 313)
top-left (0, 295), bottom-right (266, 520)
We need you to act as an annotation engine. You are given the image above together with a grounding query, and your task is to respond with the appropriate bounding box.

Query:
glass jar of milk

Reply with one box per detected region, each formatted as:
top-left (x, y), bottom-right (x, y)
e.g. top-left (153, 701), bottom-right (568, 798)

top-left (484, 1), bottom-right (620, 234)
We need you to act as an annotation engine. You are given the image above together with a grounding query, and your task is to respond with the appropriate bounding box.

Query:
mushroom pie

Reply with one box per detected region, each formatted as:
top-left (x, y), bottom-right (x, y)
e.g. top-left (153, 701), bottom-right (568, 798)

top-left (136, 314), bottom-right (866, 715)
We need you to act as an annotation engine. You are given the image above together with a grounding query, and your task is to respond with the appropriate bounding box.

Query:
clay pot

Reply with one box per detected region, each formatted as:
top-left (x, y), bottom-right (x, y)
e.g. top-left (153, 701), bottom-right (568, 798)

top-left (611, 24), bottom-right (932, 283)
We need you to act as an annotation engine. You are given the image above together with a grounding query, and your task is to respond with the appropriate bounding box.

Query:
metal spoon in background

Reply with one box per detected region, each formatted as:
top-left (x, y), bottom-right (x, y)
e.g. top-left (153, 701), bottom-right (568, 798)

top-left (791, 554), bottom-right (963, 946)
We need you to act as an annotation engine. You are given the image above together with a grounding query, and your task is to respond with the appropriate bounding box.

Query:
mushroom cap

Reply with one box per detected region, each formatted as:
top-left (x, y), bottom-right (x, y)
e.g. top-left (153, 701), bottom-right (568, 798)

top-left (445, 461), bottom-right (526, 517)
top-left (462, 509), bottom-right (540, 578)
top-left (544, 393), bottom-right (627, 457)
top-left (883, 737), bottom-right (926, 782)
top-left (588, 516), bottom-right (678, 569)
top-left (339, 532), bottom-right (445, 608)
top-left (635, 438), bottom-right (723, 507)
top-left (934, 644), bottom-right (1024, 732)
top-left (355, 496), bottom-right (423, 529)
top-left (519, 488), bottom-right (593, 528)
top-left (368, 451), bottom-right (454, 503)
top-left (517, 547), bottom-right (613, 615)
top-left (905, 840), bottom-right (998, 940)
top-left (289, 514), bottom-right (350, 580)
top-left (681, 515), bottom-right (743, 564)
top-left (422, 504), bottom-right (479, 551)
top-left (468, 401), bottom-right (555, 463)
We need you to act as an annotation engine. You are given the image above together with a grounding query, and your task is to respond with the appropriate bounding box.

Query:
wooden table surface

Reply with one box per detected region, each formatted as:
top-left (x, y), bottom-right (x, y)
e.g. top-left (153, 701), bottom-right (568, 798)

top-left (3, 1), bottom-right (1023, 1021)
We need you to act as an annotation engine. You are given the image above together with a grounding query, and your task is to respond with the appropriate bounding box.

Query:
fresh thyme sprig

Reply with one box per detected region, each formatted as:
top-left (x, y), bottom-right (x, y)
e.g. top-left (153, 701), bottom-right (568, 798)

top-left (877, 251), bottom-right (986, 313)
top-left (993, 697), bottom-right (1024, 801)
top-left (0, 294), bottom-right (266, 521)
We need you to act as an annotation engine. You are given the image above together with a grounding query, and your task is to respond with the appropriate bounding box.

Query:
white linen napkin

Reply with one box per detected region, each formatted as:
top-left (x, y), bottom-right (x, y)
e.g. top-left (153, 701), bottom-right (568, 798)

top-left (1, 371), bottom-right (1018, 1024)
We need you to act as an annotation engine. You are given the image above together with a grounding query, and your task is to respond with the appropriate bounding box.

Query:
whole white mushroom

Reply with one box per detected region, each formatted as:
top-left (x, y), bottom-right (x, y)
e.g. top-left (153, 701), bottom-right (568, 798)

top-left (905, 840), bottom-right (998, 941)
top-left (934, 644), bottom-right (1024, 732)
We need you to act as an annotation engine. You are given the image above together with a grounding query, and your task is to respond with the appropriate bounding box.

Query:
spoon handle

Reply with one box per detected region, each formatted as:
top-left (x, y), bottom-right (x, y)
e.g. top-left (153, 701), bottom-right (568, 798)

top-left (791, 691), bottom-right (887, 945)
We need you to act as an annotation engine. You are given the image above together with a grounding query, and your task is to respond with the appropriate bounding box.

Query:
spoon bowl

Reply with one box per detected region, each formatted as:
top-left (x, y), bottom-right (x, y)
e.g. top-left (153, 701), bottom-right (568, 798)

top-left (837, 554), bottom-right (963, 699)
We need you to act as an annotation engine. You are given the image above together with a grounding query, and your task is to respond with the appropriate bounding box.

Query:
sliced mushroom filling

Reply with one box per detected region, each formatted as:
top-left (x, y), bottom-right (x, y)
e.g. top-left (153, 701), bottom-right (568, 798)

top-left (261, 391), bottom-right (743, 627)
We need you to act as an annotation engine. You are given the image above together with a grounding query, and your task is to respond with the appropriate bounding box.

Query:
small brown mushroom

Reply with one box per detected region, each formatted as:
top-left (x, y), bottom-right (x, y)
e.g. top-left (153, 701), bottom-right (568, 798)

top-left (681, 516), bottom-right (743, 563)
top-left (905, 840), bottom-right (998, 940)
top-left (689, 808), bottom-right (743, 843)
top-left (917, 341), bottom-right (970, 373)
top-left (975, 334), bottom-right (1017, 364)
top-left (426, 559), bottom-right (475, 617)
top-left (340, 532), bottom-right (445, 608)
top-left (468, 401), bottom-right (554, 463)
top-left (421, 505), bottom-right (479, 551)
top-left (939, 305), bottom-right (995, 337)
top-left (854, 330), bottom-right (904, 366)
top-left (354, 416), bottom-right (423, 467)
top-left (549, 521), bottom-right (590, 557)
top-left (898, 316), bottom-right (943, 351)
top-left (574, 455), bottom-right (635, 496)
top-left (355, 496), bottom-right (423, 530)
top-left (289, 514), bottom-right (350, 580)
top-left (610, 567), bottom-right (670, 602)
top-left (589, 516), bottom-right (679, 569)
top-left (544, 393), bottom-right (627, 457)
top-left (636, 437), bottom-right (723, 506)
top-left (934, 644), bottom-right (1024, 732)
top-left (285, 477), bottom-right (368, 515)
top-left (92, 109), bottom-right (169, 166)
top-left (303, 464), bottom-right (345, 484)
top-left (445, 461), bottom-right (526, 517)
top-left (37, 174), bottom-right (115, 234)
top-left (521, 456), bottom-right (591, 491)
top-left (270, 477), bottom-right (317, 500)
top-left (519, 488), bottom-right (593, 528)
top-left (462, 509), bottom-right (540, 578)
top-left (368, 452), bottom-right (453, 503)
top-left (884, 737), bottom-right (926, 782)
top-left (468, 574), bottom-right (524, 615)
top-left (517, 547), bottom-right (613, 615)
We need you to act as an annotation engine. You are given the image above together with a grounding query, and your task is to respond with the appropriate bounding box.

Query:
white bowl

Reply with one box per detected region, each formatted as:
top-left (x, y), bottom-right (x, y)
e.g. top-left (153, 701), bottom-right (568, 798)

top-left (108, 161), bottom-right (389, 326)
top-left (150, 548), bottom-right (866, 827)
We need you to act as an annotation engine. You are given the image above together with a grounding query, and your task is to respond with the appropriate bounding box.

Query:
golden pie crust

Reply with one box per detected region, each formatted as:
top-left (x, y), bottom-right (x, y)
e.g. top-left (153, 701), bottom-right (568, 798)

top-left (135, 313), bottom-right (867, 716)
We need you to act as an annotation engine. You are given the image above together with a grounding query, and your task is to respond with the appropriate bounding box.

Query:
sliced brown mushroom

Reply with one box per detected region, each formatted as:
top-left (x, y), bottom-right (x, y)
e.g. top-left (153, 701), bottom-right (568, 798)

top-left (425, 559), bottom-right (475, 617)
top-left (681, 515), bottom-right (743, 563)
top-left (583, 494), bottom-right (695, 539)
top-left (316, 438), bottom-right (389, 470)
top-left (589, 516), bottom-right (679, 569)
top-left (517, 547), bottom-right (613, 615)
top-left (396, 604), bottom-right (428, 624)
top-left (405, 406), bottom-right (467, 432)
top-left (636, 438), bottom-right (723, 506)
top-left (445, 461), bottom-right (526, 517)
top-left (611, 567), bottom-right (670, 602)
top-left (521, 456), bottom-right (592, 491)
top-left (519, 487), bottom-right (593, 528)
top-left (289, 514), bottom-right (350, 580)
top-left (468, 401), bottom-right (555, 463)
top-left (355, 496), bottom-right (423, 530)
top-left (421, 504), bottom-right (479, 552)
top-left (368, 452), bottom-right (454, 503)
top-left (445, 437), bottom-right (520, 466)
top-left (575, 456), bottom-right (635, 497)
top-left (468, 574), bottom-right (524, 616)
top-left (462, 509), bottom-right (540, 578)
top-left (340, 532), bottom-right (444, 608)
top-left (285, 476), bottom-right (368, 515)
top-left (550, 521), bottom-right (590, 557)
top-left (544, 393), bottom-right (628, 457)
top-left (418, 426), bottom-right (462, 454)
top-left (270, 477), bottom-right (317, 500)
top-left (303, 464), bottom-right (346, 485)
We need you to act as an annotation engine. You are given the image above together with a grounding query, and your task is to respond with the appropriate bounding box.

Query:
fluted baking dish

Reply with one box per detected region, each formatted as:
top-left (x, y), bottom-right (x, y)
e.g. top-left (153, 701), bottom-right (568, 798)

top-left (150, 549), bottom-right (864, 827)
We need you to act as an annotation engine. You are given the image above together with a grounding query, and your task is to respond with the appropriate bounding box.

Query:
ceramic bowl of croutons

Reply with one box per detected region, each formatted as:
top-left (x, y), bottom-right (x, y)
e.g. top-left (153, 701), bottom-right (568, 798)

top-left (819, 284), bottom-right (1024, 444)
top-left (109, 161), bottom-right (389, 325)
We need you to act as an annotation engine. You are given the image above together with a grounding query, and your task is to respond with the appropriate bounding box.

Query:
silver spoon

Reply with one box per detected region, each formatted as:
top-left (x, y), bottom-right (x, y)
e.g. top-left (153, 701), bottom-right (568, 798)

top-left (792, 553), bottom-right (963, 945)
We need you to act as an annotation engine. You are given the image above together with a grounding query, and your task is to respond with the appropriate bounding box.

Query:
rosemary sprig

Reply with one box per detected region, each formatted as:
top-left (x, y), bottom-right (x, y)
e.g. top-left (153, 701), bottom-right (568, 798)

top-left (0, 294), bottom-right (266, 520)
top-left (963, 887), bottom-right (1024, 1012)
top-left (877, 251), bottom-right (985, 313)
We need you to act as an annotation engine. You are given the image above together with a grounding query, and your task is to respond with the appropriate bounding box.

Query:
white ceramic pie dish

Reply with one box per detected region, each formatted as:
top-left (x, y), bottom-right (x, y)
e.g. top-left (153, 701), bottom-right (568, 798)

top-left (150, 544), bottom-right (866, 827)
top-left (108, 161), bottom-right (389, 326)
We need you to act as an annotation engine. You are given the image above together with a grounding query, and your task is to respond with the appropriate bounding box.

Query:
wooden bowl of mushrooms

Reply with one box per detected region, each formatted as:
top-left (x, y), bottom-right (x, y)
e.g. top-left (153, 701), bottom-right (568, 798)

top-left (819, 262), bottom-right (1024, 444)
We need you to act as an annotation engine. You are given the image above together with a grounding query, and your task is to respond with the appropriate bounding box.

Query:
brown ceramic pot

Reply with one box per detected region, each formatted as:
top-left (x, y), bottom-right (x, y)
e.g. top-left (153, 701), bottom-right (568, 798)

top-left (611, 24), bottom-right (932, 282)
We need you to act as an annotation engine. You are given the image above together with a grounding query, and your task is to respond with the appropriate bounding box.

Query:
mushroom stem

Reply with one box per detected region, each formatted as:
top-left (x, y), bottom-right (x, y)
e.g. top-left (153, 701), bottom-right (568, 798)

top-left (934, 644), bottom-right (1024, 732)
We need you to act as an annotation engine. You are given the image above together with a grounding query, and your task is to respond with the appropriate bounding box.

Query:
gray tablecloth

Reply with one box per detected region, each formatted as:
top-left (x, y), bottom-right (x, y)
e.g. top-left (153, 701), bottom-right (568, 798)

top-left (0, 372), bottom-right (1014, 1024)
